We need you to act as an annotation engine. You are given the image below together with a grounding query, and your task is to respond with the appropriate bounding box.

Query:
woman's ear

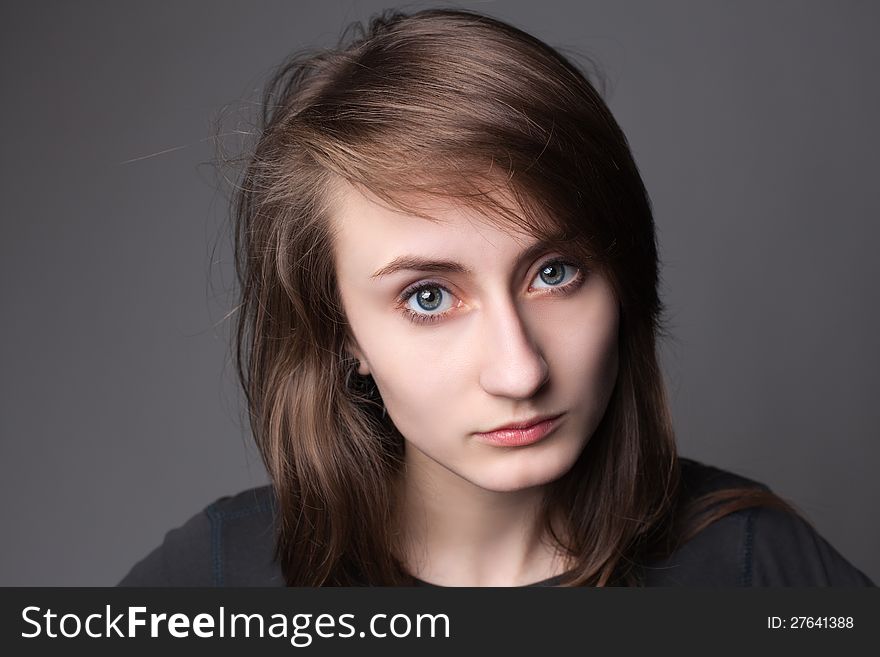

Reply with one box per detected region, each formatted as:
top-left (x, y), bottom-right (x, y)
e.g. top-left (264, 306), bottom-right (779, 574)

top-left (347, 341), bottom-right (371, 376)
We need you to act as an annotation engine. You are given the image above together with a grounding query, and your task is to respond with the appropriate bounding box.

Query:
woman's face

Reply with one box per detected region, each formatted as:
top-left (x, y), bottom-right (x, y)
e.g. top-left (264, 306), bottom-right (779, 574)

top-left (330, 182), bottom-right (620, 493)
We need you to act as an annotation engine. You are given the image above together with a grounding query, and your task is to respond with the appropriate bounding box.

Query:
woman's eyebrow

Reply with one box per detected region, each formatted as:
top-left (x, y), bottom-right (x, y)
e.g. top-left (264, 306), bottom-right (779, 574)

top-left (371, 257), bottom-right (470, 279)
top-left (370, 240), bottom-right (554, 279)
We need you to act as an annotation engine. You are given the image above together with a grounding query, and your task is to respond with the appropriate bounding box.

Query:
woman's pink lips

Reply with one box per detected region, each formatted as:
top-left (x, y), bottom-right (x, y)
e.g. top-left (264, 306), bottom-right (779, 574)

top-left (473, 413), bottom-right (564, 447)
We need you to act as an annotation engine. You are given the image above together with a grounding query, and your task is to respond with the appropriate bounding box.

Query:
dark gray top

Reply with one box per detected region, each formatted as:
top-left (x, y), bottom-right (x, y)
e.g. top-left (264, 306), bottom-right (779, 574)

top-left (118, 458), bottom-right (874, 587)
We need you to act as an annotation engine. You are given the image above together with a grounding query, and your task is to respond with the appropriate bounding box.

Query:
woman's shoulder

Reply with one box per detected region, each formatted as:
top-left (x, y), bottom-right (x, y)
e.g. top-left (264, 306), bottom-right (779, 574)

top-left (643, 458), bottom-right (875, 586)
top-left (117, 485), bottom-right (284, 587)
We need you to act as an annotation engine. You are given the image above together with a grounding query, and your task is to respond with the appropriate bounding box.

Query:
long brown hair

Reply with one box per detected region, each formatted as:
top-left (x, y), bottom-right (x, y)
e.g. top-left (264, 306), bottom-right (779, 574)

top-left (228, 7), bottom-right (799, 586)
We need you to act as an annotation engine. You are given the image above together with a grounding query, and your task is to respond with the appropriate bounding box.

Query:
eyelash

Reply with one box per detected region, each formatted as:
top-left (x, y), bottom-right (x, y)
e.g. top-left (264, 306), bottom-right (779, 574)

top-left (396, 258), bottom-right (588, 326)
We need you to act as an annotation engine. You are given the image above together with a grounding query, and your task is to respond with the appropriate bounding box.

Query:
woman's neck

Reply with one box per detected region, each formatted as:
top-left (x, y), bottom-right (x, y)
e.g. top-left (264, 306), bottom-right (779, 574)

top-left (396, 447), bottom-right (571, 586)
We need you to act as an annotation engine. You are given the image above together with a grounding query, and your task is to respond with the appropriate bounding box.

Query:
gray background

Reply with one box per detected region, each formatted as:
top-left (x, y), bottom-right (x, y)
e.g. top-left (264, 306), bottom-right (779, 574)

top-left (1, 0), bottom-right (877, 586)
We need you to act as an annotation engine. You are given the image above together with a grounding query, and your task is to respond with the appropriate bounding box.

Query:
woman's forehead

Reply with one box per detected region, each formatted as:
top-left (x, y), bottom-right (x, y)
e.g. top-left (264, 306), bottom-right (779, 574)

top-left (329, 177), bottom-right (541, 241)
top-left (330, 180), bottom-right (538, 256)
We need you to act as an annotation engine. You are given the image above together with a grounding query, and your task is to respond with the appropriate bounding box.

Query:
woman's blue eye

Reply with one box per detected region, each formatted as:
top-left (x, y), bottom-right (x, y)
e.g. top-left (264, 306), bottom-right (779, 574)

top-left (407, 285), bottom-right (452, 314)
top-left (536, 262), bottom-right (578, 289)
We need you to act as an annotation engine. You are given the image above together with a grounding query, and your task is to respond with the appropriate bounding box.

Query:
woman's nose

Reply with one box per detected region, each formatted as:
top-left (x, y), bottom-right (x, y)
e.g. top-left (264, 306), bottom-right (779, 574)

top-left (477, 299), bottom-right (550, 400)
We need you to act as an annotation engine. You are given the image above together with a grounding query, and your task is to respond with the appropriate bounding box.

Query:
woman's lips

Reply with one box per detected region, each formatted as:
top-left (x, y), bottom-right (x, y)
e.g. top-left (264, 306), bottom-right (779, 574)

top-left (473, 413), bottom-right (564, 447)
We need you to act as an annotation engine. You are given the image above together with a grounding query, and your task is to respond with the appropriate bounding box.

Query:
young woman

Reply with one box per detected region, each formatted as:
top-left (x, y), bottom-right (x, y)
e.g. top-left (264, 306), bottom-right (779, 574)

top-left (120, 7), bottom-right (873, 587)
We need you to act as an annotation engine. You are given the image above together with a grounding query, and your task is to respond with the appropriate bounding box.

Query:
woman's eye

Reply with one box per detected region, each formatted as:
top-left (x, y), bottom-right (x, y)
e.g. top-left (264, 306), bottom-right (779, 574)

top-left (530, 260), bottom-right (581, 291)
top-left (400, 283), bottom-right (457, 324)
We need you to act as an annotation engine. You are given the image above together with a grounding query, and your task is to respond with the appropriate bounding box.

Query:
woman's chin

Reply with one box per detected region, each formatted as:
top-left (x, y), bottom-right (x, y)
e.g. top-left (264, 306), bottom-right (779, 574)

top-left (464, 456), bottom-right (579, 494)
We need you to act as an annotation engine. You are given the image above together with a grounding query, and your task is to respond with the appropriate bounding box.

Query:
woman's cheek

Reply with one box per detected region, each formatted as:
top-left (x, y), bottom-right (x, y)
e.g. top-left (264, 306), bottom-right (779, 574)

top-left (378, 357), bottom-right (456, 433)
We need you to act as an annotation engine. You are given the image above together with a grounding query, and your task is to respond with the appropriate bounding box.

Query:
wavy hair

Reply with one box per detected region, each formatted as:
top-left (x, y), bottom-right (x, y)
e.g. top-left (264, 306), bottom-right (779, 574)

top-left (228, 7), bottom-right (798, 586)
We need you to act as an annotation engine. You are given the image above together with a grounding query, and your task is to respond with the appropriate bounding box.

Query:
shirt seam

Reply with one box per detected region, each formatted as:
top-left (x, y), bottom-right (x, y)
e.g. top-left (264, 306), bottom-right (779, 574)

top-left (205, 500), bottom-right (275, 587)
top-left (205, 505), bottom-right (224, 587)
top-left (741, 507), bottom-right (755, 586)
